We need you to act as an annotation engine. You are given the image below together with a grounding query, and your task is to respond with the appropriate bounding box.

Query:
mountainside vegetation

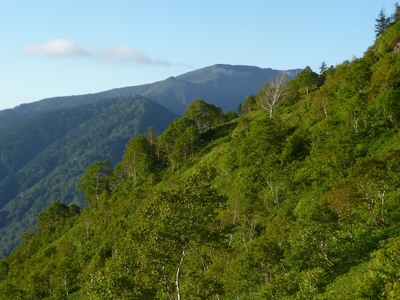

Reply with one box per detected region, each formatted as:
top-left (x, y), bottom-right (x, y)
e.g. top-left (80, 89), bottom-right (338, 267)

top-left (2, 7), bottom-right (400, 299)
top-left (0, 65), bottom-right (299, 257)
top-left (0, 96), bottom-right (178, 257)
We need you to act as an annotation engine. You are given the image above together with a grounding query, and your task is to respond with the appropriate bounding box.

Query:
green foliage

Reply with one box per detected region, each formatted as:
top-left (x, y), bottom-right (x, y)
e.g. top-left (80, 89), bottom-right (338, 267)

top-left (76, 160), bottom-right (114, 205)
top-left (223, 110), bottom-right (238, 122)
top-left (3, 21), bottom-right (400, 299)
top-left (37, 200), bottom-right (80, 232)
top-left (117, 135), bottom-right (155, 184)
top-left (295, 66), bottom-right (319, 94)
top-left (241, 94), bottom-right (258, 114)
top-left (184, 98), bottom-right (224, 131)
top-left (375, 8), bottom-right (392, 39)
top-left (0, 96), bottom-right (178, 257)
top-left (156, 117), bottom-right (200, 170)
top-left (134, 168), bottom-right (228, 299)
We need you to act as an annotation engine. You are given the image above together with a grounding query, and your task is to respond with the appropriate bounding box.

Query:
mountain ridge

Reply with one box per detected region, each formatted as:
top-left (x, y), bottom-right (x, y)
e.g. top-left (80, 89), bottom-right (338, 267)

top-left (0, 64), bottom-right (300, 129)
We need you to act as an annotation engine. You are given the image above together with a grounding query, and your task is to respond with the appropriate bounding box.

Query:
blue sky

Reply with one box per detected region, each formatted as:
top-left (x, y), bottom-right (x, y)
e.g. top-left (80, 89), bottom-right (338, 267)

top-left (0, 1), bottom-right (396, 110)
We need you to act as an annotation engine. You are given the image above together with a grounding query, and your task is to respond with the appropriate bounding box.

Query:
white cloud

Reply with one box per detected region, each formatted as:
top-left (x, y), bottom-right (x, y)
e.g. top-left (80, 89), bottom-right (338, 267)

top-left (21, 39), bottom-right (90, 57)
top-left (101, 46), bottom-right (151, 63)
top-left (101, 46), bottom-right (169, 65)
top-left (20, 39), bottom-right (170, 65)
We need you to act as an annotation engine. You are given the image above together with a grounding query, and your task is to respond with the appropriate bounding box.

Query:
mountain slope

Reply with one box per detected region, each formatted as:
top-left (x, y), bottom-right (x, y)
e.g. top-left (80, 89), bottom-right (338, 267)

top-left (0, 64), bottom-right (300, 129)
top-left (1, 19), bottom-right (400, 299)
top-left (0, 64), bottom-right (301, 257)
top-left (0, 96), bottom-right (178, 256)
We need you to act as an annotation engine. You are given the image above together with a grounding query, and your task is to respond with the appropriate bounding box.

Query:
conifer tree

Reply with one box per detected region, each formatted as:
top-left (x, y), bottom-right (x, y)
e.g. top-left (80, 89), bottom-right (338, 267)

top-left (375, 8), bottom-right (391, 39)
top-left (393, 2), bottom-right (400, 21)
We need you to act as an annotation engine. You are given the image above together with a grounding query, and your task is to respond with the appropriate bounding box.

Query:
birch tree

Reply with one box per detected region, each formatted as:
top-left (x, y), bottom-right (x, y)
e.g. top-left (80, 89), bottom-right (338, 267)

top-left (259, 72), bottom-right (290, 117)
top-left (120, 135), bottom-right (153, 181)
top-left (76, 160), bottom-right (114, 205)
top-left (136, 168), bottom-right (228, 299)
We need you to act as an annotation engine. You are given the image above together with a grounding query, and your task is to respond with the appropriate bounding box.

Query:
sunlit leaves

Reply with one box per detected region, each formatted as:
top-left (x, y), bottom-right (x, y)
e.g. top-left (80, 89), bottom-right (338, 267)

top-left (184, 99), bottom-right (224, 131)
top-left (76, 159), bottom-right (114, 205)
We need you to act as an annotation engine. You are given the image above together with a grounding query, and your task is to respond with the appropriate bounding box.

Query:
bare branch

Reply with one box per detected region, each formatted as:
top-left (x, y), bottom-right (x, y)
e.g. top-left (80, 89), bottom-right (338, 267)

top-left (259, 72), bottom-right (289, 117)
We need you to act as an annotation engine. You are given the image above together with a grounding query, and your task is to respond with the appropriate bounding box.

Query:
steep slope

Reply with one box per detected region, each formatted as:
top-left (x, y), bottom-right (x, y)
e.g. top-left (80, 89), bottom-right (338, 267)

top-left (1, 19), bottom-right (400, 299)
top-left (0, 64), bottom-right (300, 129)
top-left (0, 96), bottom-right (178, 256)
top-left (0, 64), bottom-right (301, 257)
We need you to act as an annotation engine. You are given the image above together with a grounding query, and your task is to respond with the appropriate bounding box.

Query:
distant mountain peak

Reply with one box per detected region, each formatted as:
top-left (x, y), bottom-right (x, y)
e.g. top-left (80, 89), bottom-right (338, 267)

top-left (176, 64), bottom-right (300, 84)
top-left (211, 65), bottom-right (253, 76)
top-left (0, 64), bottom-right (302, 124)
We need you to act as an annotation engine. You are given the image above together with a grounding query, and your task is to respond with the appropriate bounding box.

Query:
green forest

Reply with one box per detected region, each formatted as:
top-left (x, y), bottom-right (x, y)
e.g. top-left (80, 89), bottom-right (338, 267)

top-left (0, 96), bottom-right (178, 257)
top-left (2, 7), bottom-right (400, 299)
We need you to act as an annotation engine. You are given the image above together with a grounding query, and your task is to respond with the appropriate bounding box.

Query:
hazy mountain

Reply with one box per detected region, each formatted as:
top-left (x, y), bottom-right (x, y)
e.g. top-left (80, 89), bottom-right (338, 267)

top-left (0, 64), bottom-right (300, 129)
top-left (100, 64), bottom-right (301, 114)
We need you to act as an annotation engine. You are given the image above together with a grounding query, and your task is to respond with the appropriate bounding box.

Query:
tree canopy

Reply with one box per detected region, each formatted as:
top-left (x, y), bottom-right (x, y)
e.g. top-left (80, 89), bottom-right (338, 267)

top-left (2, 6), bottom-right (400, 299)
top-left (184, 98), bottom-right (223, 131)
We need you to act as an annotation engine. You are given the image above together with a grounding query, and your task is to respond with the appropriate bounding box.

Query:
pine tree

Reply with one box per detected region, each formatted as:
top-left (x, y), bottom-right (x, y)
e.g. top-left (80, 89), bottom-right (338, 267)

top-left (392, 2), bottom-right (400, 22)
top-left (375, 8), bottom-right (391, 39)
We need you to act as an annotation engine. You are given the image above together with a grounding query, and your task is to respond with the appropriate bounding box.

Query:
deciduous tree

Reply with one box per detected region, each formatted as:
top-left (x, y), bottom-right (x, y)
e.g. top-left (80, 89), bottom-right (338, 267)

top-left (184, 99), bottom-right (223, 131)
top-left (295, 66), bottom-right (319, 94)
top-left (77, 160), bottom-right (114, 205)
top-left (120, 135), bottom-right (153, 182)
top-left (259, 73), bottom-right (290, 117)
top-left (136, 168), bottom-right (228, 299)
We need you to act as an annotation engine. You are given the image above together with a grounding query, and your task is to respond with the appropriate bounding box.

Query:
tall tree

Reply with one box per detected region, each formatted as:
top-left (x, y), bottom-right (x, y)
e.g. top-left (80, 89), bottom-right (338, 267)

top-left (76, 160), bottom-right (114, 205)
top-left (375, 8), bottom-right (391, 39)
top-left (184, 99), bottom-right (223, 131)
top-left (156, 118), bottom-right (196, 170)
top-left (241, 95), bottom-right (257, 114)
top-left (36, 200), bottom-right (79, 233)
top-left (259, 73), bottom-right (289, 117)
top-left (119, 135), bottom-right (153, 182)
top-left (136, 168), bottom-right (228, 299)
top-left (295, 66), bottom-right (319, 94)
top-left (144, 126), bottom-right (158, 156)
top-left (393, 2), bottom-right (400, 22)
top-left (318, 62), bottom-right (328, 87)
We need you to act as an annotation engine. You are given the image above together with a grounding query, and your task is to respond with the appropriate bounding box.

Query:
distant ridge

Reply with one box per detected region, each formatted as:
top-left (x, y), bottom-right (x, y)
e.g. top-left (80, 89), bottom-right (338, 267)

top-left (97, 64), bottom-right (301, 114)
top-left (0, 64), bottom-right (301, 129)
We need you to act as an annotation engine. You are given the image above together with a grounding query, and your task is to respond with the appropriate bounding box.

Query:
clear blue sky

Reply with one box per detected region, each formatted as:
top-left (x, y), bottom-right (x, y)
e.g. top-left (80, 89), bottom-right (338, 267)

top-left (0, 1), bottom-right (396, 110)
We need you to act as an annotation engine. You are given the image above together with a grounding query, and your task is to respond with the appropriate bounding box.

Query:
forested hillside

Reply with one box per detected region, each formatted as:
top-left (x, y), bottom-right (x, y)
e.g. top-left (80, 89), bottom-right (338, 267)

top-left (1, 9), bottom-right (400, 300)
top-left (0, 96), bottom-right (178, 257)
top-left (0, 64), bottom-right (300, 258)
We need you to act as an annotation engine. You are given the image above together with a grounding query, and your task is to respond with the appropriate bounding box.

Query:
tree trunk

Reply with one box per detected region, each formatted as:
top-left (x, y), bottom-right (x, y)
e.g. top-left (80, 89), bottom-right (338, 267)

top-left (176, 246), bottom-right (187, 300)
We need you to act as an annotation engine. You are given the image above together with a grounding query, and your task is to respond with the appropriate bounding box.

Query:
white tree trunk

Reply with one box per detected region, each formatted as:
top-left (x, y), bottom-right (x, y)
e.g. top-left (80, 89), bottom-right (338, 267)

top-left (260, 72), bottom-right (289, 117)
top-left (176, 246), bottom-right (187, 300)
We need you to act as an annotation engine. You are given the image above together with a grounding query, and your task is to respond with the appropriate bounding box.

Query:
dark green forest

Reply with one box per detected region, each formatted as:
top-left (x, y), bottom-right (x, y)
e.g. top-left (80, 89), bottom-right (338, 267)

top-left (2, 8), bottom-right (400, 299)
top-left (0, 97), bottom-right (178, 257)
